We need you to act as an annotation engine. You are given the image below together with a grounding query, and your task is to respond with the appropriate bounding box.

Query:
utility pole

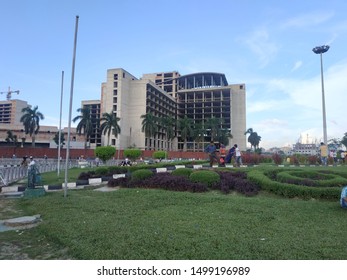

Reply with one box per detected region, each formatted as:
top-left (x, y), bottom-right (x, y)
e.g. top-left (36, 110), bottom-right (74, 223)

top-left (0, 86), bottom-right (20, 100)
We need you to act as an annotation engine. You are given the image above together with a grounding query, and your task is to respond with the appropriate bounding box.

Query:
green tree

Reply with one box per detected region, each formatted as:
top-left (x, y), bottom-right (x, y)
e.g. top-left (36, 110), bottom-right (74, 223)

top-left (123, 149), bottom-right (142, 161)
top-left (217, 128), bottom-right (232, 146)
top-left (141, 112), bottom-right (158, 148)
top-left (5, 130), bottom-right (18, 147)
top-left (53, 131), bottom-right (65, 148)
top-left (178, 115), bottom-right (194, 151)
top-left (193, 122), bottom-right (205, 151)
top-left (72, 107), bottom-right (93, 149)
top-left (244, 128), bottom-right (261, 151)
top-left (205, 117), bottom-right (222, 141)
top-left (95, 146), bottom-right (116, 163)
top-left (159, 116), bottom-right (176, 155)
top-left (100, 111), bottom-right (121, 146)
top-left (20, 105), bottom-right (44, 147)
top-left (340, 133), bottom-right (347, 149)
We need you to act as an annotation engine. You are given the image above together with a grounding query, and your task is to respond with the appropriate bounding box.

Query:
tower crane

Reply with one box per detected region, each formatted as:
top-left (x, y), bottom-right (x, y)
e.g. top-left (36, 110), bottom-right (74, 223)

top-left (0, 86), bottom-right (20, 100)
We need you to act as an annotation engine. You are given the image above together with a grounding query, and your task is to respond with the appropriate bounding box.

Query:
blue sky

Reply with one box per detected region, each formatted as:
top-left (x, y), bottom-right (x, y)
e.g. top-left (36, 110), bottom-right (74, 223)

top-left (1, 0), bottom-right (347, 149)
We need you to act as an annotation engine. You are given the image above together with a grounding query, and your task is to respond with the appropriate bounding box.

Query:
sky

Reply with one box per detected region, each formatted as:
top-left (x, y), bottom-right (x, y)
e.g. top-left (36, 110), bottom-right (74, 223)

top-left (1, 0), bottom-right (347, 150)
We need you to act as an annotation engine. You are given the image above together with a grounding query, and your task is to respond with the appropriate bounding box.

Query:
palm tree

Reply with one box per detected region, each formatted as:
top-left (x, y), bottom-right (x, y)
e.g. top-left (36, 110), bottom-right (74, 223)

top-left (217, 128), bottom-right (233, 146)
top-left (20, 106), bottom-right (44, 147)
top-left (100, 111), bottom-right (121, 146)
top-left (72, 107), bottom-right (93, 149)
top-left (205, 117), bottom-right (221, 141)
top-left (178, 115), bottom-right (194, 151)
top-left (160, 116), bottom-right (176, 151)
top-left (193, 122), bottom-right (205, 151)
top-left (141, 112), bottom-right (158, 149)
top-left (244, 128), bottom-right (261, 151)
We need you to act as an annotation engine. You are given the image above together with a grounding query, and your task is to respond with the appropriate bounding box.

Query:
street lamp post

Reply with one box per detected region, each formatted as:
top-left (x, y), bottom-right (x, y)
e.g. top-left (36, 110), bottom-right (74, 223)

top-left (312, 45), bottom-right (329, 145)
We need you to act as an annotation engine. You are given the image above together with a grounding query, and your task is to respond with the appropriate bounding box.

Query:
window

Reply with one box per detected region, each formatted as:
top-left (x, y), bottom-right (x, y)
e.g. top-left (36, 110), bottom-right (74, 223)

top-left (113, 90), bottom-right (117, 96)
top-left (114, 74), bottom-right (118, 80)
top-left (111, 139), bottom-right (116, 145)
top-left (114, 81), bottom-right (118, 88)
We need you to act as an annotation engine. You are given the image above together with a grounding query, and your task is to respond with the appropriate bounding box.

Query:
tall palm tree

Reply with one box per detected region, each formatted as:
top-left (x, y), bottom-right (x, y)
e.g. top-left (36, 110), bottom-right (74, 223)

top-left (100, 111), bottom-right (121, 146)
top-left (141, 112), bottom-right (158, 149)
top-left (72, 107), bottom-right (93, 149)
top-left (160, 116), bottom-right (176, 151)
top-left (178, 115), bottom-right (194, 151)
top-left (20, 105), bottom-right (44, 147)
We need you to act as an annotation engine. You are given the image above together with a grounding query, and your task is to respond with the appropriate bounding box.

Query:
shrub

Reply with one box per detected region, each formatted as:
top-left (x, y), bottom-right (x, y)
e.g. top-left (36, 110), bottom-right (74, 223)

top-left (171, 168), bottom-right (193, 178)
top-left (130, 173), bottom-right (207, 192)
top-left (153, 151), bottom-right (167, 160)
top-left (123, 149), bottom-right (142, 161)
top-left (308, 155), bottom-right (318, 165)
top-left (189, 170), bottom-right (220, 188)
top-left (94, 146), bottom-right (116, 163)
top-left (131, 169), bottom-right (153, 181)
top-left (77, 171), bottom-right (95, 180)
top-left (217, 171), bottom-right (259, 196)
top-left (94, 167), bottom-right (109, 177)
top-left (272, 153), bottom-right (283, 165)
top-left (108, 177), bottom-right (129, 188)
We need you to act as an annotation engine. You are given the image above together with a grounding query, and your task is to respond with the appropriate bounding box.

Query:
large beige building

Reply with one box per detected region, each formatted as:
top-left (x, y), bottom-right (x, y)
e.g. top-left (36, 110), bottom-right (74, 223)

top-left (96, 68), bottom-right (246, 151)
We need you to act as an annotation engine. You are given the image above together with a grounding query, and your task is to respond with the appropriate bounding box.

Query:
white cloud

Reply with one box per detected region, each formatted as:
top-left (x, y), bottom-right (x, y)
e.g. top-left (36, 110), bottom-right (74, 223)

top-left (280, 11), bottom-right (334, 29)
top-left (240, 27), bottom-right (278, 68)
top-left (291, 61), bottom-right (302, 72)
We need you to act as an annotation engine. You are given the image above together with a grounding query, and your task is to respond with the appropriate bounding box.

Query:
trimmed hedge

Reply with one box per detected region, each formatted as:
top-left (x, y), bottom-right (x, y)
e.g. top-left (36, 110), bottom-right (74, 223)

top-left (189, 170), bottom-right (220, 188)
top-left (247, 169), bottom-right (341, 200)
top-left (131, 169), bottom-right (154, 181)
top-left (171, 168), bottom-right (193, 178)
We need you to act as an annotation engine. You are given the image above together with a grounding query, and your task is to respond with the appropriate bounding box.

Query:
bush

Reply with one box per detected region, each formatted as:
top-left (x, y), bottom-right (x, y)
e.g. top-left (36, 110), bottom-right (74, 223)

top-left (217, 171), bottom-right (259, 196)
top-left (153, 151), bottom-right (167, 160)
top-left (123, 149), bottom-right (142, 161)
top-left (130, 173), bottom-right (207, 192)
top-left (131, 169), bottom-right (153, 181)
top-left (108, 177), bottom-right (129, 188)
top-left (95, 146), bottom-right (116, 163)
top-left (171, 168), bottom-right (193, 178)
top-left (272, 153), bottom-right (283, 165)
top-left (189, 170), bottom-right (220, 188)
top-left (94, 167), bottom-right (110, 177)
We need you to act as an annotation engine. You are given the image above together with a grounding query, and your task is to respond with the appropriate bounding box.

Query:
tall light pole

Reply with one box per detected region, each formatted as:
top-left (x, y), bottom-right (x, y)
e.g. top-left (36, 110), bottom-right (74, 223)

top-left (312, 45), bottom-right (329, 145)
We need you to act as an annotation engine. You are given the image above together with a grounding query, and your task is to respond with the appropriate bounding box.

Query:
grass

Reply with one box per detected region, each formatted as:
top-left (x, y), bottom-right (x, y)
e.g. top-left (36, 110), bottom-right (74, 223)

top-left (1, 187), bottom-right (346, 260)
top-left (2, 165), bottom-right (347, 260)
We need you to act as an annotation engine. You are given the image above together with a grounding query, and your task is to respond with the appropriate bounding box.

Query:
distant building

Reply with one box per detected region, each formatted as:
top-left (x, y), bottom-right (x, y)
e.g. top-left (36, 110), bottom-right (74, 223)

top-left (289, 142), bottom-right (319, 155)
top-left (0, 99), bottom-right (84, 148)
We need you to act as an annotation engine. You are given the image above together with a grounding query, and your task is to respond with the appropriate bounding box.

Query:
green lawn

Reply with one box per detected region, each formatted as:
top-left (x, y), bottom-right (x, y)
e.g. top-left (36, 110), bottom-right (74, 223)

top-left (3, 187), bottom-right (346, 260)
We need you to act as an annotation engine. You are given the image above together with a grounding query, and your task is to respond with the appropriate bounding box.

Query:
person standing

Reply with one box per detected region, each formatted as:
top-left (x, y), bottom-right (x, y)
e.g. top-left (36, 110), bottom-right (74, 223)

top-left (205, 141), bottom-right (219, 167)
top-left (27, 156), bottom-right (38, 188)
top-left (234, 144), bottom-right (243, 167)
top-left (320, 142), bottom-right (328, 166)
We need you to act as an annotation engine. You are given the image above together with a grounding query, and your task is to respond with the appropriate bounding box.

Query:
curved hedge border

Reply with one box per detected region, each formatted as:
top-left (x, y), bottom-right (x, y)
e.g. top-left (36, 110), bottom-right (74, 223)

top-left (247, 168), bottom-right (343, 200)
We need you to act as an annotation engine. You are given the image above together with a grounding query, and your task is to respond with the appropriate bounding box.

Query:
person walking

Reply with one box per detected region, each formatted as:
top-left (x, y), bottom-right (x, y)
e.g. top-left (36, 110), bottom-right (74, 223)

top-left (205, 141), bottom-right (219, 167)
top-left (234, 144), bottom-right (243, 167)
